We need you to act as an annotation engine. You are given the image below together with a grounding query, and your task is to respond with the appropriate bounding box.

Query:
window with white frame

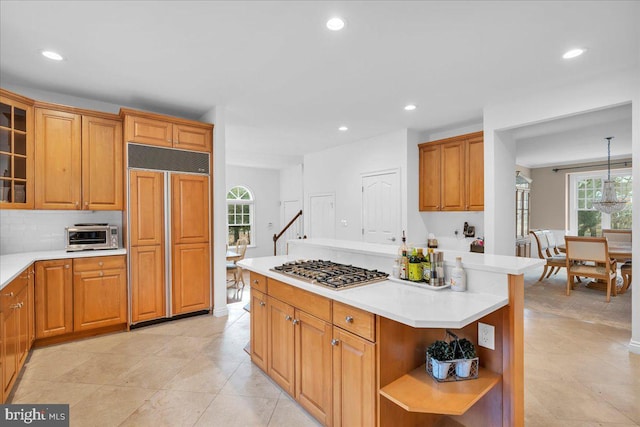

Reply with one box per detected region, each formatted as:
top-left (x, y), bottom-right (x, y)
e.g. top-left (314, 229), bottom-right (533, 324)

top-left (568, 169), bottom-right (632, 236)
top-left (227, 185), bottom-right (254, 246)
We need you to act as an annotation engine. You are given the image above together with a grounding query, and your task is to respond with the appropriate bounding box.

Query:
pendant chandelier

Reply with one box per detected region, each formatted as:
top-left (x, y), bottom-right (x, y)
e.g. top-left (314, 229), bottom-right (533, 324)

top-left (592, 136), bottom-right (627, 214)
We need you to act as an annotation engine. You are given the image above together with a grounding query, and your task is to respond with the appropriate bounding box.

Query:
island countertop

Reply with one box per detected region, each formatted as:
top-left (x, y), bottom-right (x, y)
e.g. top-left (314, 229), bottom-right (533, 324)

top-left (1, 249), bottom-right (127, 290)
top-left (239, 255), bottom-right (518, 329)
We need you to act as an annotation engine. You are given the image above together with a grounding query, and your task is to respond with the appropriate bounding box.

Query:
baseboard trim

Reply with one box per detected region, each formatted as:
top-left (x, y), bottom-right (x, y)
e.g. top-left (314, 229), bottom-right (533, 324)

top-left (628, 338), bottom-right (640, 354)
top-left (213, 306), bottom-right (229, 317)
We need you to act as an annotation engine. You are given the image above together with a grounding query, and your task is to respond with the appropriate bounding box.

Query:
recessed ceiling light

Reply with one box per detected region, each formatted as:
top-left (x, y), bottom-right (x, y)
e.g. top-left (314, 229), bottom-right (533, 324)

top-left (562, 48), bottom-right (585, 59)
top-left (42, 50), bottom-right (64, 61)
top-left (404, 104), bottom-right (417, 111)
top-left (338, 126), bottom-right (348, 131)
top-left (326, 17), bottom-right (345, 31)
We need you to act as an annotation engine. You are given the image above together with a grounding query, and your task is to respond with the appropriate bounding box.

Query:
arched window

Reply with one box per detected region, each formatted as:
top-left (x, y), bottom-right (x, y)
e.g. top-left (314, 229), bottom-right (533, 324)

top-left (227, 185), bottom-right (254, 245)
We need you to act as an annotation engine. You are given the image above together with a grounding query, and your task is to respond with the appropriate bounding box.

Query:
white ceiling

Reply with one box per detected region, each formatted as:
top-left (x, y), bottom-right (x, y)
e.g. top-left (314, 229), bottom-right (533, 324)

top-left (1, 1), bottom-right (638, 169)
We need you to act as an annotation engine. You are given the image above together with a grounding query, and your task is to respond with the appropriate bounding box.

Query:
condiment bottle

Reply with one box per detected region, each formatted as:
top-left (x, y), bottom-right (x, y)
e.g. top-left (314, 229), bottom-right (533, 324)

top-left (450, 256), bottom-right (466, 292)
top-left (408, 248), bottom-right (423, 282)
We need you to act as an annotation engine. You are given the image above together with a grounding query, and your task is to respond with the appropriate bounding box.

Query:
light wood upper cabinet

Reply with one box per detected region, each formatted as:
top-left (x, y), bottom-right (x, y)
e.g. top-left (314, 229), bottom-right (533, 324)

top-left (466, 135), bottom-right (484, 211)
top-left (130, 245), bottom-right (166, 323)
top-left (129, 170), bottom-right (164, 246)
top-left (0, 89), bottom-right (35, 209)
top-left (332, 326), bottom-right (376, 427)
top-left (35, 108), bottom-right (82, 209)
top-left (82, 115), bottom-right (123, 210)
top-left (419, 144), bottom-right (441, 211)
top-left (173, 124), bottom-right (212, 152)
top-left (171, 173), bottom-right (209, 244)
top-left (72, 256), bottom-right (127, 331)
top-left (35, 107), bottom-right (123, 210)
top-left (440, 140), bottom-right (465, 211)
top-left (418, 131), bottom-right (484, 212)
top-left (124, 115), bottom-right (172, 148)
top-left (122, 109), bottom-right (213, 153)
top-left (35, 259), bottom-right (73, 339)
top-left (250, 289), bottom-right (269, 372)
top-left (171, 242), bottom-right (211, 315)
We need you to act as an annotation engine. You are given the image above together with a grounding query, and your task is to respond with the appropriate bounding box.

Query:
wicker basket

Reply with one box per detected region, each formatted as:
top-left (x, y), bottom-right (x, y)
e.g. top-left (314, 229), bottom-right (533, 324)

top-left (426, 352), bottom-right (479, 382)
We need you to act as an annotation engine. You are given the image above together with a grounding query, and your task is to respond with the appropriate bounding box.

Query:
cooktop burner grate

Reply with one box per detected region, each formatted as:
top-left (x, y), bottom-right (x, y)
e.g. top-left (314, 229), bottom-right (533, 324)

top-left (271, 260), bottom-right (388, 290)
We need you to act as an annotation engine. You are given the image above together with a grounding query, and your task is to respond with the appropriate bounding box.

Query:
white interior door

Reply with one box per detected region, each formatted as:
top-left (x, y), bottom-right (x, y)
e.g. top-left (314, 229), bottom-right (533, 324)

top-left (362, 170), bottom-right (400, 244)
top-left (309, 194), bottom-right (335, 239)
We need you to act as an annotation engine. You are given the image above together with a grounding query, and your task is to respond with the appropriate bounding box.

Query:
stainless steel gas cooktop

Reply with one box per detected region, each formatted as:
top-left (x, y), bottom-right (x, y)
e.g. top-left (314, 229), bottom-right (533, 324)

top-left (271, 259), bottom-right (388, 290)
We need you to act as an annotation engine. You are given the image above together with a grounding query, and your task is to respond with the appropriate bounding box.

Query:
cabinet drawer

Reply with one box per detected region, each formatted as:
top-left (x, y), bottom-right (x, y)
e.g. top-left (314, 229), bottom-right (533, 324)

top-left (267, 278), bottom-right (332, 323)
top-left (333, 301), bottom-right (375, 342)
top-left (250, 272), bottom-right (267, 293)
top-left (73, 255), bottom-right (126, 272)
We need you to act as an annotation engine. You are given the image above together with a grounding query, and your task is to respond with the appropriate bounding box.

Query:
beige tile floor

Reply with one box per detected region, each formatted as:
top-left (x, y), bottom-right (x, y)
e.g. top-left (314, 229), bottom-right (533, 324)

top-left (8, 276), bottom-right (640, 426)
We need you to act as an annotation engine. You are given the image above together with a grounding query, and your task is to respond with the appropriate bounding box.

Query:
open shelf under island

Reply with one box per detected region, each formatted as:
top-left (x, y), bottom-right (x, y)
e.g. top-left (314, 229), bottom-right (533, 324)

top-left (238, 238), bottom-right (544, 427)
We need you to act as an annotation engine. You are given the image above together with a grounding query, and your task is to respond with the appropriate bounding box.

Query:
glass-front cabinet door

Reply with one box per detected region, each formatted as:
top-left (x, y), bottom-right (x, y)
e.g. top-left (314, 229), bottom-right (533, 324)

top-left (0, 90), bottom-right (34, 208)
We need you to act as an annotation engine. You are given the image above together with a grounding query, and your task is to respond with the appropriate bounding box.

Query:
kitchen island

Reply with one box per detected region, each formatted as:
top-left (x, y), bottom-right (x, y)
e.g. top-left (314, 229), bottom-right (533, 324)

top-left (238, 239), bottom-right (544, 427)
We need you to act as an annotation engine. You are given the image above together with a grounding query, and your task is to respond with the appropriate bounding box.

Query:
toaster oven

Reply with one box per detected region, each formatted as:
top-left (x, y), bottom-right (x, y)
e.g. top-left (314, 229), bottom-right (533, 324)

top-left (65, 224), bottom-right (119, 252)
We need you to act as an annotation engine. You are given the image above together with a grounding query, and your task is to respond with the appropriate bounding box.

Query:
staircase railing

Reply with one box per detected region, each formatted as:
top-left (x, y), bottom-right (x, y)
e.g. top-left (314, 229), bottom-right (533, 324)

top-left (273, 209), bottom-right (304, 255)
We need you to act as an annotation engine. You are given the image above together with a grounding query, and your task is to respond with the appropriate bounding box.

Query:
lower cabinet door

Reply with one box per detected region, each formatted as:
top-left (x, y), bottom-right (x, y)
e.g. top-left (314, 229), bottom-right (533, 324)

top-left (131, 245), bottom-right (166, 323)
top-left (2, 305), bottom-right (18, 397)
top-left (267, 297), bottom-right (295, 396)
top-left (332, 327), bottom-right (376, 427)
top-left (35, 259), bottom-right (73, 338)
top-left (295, 310), bottom-right (333, 425)
top-left (250, 290), bottom-right (268, 372)
top-left (172, 242), bottom-right (211, 315)
top-left (73, 268), bottom-right (127, 331)
top-left (16, 282), bottom-right (29, 366)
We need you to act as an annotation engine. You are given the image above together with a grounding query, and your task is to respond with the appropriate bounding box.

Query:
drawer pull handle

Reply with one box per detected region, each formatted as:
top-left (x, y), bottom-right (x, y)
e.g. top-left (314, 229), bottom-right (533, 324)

top-left (5, 292), bottom-right (14, 297)
top-left (259, 301), bottom-right (266, 307)
top-left (285, 315), bottom-right (292, 321)
top-left (292, 319), bottom-right (299, 325)
top-left (331, 339), bottom-right (340, 346)
top-left (345, 316), bottom-right (354, 323)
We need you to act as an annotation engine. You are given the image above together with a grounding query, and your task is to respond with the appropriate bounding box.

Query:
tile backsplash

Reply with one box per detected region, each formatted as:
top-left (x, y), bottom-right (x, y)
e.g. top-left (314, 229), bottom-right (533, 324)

top-left (0, 210), bottom-right (123, 254)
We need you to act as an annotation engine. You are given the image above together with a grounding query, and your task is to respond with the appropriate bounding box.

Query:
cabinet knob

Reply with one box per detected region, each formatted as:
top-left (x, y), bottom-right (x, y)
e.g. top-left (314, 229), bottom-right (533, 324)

top-left (85, 201), bottom-right (89, 206)
top-left (292, 319), bottom-right (299, 325)
top-left (259, 301), bottom-right (266, 307)
top-left (345, 316), bottom-right (354, 323)
top-left (75, 201), bottom-right (79, 208)
top-left (19, 302), bottom-right (24, 308)
top-left (331, 339), bottom-right (340, 346)
top-left (98, 271), bottom-right (104, 277)
top-left (285, 315), bottom-right (292, 321)
top-left (64, 265), bottom-right (70, 269)
top-left (253, 279), bottom-right (259, 284)
top-left (5, 292), bottom-right (14, 297)
top-left (98, 261), bottom-right (104, 266)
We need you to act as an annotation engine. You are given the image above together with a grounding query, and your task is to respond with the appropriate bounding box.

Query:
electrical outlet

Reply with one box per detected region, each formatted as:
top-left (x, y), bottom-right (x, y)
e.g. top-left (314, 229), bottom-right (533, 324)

top-left (478, 322), bottom-right (495, 350)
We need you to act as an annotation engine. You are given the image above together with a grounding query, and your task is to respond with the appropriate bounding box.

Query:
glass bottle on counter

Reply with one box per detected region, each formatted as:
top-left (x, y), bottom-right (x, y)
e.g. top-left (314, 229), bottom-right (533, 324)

top-left (423, 248), bottom-right (433, 284)
top-left (408, 248), bottom-right (423, 282)
top-left (398, 231), bottom-right (408, 280)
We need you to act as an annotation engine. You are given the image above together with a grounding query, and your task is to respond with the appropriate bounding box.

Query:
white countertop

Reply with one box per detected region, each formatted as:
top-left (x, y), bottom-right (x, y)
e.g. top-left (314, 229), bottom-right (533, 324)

top-left (239, 255), bottom-right (510, 329)
top-left (1, 249), bottom-right (127, 289)
top-left (288, 238), bottom-right (544, 275)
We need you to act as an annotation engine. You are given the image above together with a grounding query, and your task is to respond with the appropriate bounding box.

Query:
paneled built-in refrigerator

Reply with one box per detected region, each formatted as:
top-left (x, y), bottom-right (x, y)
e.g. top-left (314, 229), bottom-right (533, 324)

top-left (127, 143), bottom-right (211, 324)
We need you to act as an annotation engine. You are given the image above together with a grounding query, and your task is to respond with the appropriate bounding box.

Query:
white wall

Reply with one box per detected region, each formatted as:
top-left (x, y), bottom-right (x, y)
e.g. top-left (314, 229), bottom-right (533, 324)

top-left (226, 165), bottom-right (280, 258)
top-left (483, 67), bottom-right (639, 353)
top-left (0, 210), bottom-right (122, 254)
top-left (303, 129), bottom-right (408, 243)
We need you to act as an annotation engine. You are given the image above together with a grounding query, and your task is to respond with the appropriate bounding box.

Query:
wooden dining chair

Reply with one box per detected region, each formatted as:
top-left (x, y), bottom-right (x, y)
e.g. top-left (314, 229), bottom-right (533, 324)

top-left (564, 236), bottom-right (617, 302)
top-left (530, 230), bottom-right (566, 281)
top-left (602, 229), bottom-right (632, 243)
top-left (227, 238), bottom-right (249, 289)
